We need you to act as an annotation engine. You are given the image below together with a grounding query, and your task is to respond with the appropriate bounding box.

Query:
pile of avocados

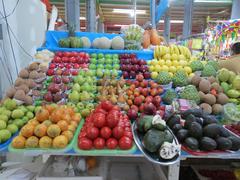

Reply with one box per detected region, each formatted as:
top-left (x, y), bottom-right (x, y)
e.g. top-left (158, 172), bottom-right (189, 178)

top-left (166, 109), bottom-right (240, 151)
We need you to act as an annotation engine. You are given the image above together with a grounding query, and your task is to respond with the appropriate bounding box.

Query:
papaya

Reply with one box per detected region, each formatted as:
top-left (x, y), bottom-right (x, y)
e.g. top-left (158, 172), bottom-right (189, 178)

top-left (142, 30), bottom-right (150, 49)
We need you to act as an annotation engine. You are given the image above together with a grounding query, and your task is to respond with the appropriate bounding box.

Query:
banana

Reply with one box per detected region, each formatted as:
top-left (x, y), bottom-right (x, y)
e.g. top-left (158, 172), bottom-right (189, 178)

top-left (157, 46), bottom-right (161, 59)
top-left (154, 47), bottom-right (158, 59)
top-left (173, 45), bottom-right (179, 55)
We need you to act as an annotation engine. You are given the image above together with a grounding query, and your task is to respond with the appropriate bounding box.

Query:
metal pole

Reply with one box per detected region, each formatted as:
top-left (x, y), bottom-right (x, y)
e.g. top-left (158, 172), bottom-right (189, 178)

top-left (133, 0), bottom-right (137, 25)
top-left (97, 19), bottom-right (104, 33)
top-left (231, 0), bottom-right (240, 19)
top-left (164, 10), bottom-right (170, 43)
top-left (86, 0), bottom-right (96, 32)
top-left (65, 0), bottom-right (80, 31)
top-left (151, 0), bottom-right (156, 28)
top-left (182, 0), bottom-right (193, 38)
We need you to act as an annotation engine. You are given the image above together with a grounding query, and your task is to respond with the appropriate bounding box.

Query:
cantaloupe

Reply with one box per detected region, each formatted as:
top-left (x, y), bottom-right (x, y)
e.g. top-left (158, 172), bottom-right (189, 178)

top-left (97, 37), bottom-right (111, 49)
top-left (111, 36), bottom-right (124, 50)
top-left (81, 37), bottom-right (91, 48)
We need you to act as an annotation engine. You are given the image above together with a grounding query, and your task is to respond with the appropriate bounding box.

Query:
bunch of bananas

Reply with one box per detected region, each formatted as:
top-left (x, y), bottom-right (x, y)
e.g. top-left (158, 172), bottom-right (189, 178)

top-left (154, 45), bottom-right (191, 60)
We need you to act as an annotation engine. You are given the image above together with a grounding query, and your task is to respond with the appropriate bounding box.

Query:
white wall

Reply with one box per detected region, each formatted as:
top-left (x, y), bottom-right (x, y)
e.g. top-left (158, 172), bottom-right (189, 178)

top-left (0, 0), bottom-right (47, 98)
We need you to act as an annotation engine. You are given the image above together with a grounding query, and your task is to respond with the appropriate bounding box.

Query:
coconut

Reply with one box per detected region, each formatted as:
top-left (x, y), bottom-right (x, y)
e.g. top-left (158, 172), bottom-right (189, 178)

top-left (13, 90), bottom-right (26, 101)
top-left (15, 78), bottom-right (25, 86)
top-left (29, 70), bottom-right (38, 79)
top-left (28, 62), bottom-right (39, 71)
top-left (198, 91), bottom-right (205, 101)
top-left (15, 84), bottom-right (29, 94)
top-left (24, 95), bottom-right (33, 105)
top-left (207, 76), bottom-right (216, 84)
top-left (19, 69), bottom-right (29, 79)
top-left (203, 94), bottom-right (216, 105)
top-left (199, 79), bottom-right (211, 93)
top-left (212, 104), bottom-right (223, 115)
top-left (191, 75), bottom-right (202, 87)
top-left (217, 93), bottom-right (229, 105)
top-left (6, 87), bottom-right (16, 98)
top-left (39, 64), bottom-right (48, 73)
top-left (25, 79), bottom-right (37, 89)
top-left (200, 103), bottom-right (212, 114)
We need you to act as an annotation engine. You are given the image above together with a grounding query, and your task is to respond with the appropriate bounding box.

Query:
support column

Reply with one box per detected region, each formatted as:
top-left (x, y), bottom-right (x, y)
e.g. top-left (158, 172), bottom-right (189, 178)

top-left (164, 10), bottom-right (170, 43)
top-left (182, 0), bottom-right (193, 38)
top-left (151, 0), bottom-right (156, 28)
top-left (231, 0), bottom-right (240, 19)
top-left (86, 0), bottom-right (96, 32)
top-left (65, 0), bottom-right (80, 31)
top-left (97, 19), bottom-right (104, 33)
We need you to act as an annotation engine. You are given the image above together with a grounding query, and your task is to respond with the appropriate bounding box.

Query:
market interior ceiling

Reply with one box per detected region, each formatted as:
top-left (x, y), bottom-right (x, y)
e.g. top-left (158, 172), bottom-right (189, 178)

top-left (50, 0), bottom-right (232, 35)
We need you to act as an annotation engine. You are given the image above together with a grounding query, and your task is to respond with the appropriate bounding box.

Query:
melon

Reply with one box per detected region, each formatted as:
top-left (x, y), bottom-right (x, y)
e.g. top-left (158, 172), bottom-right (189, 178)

top-left (81, 36), bottom-right (91, 48)
top-left (111, 36), bottom-right (124, 50)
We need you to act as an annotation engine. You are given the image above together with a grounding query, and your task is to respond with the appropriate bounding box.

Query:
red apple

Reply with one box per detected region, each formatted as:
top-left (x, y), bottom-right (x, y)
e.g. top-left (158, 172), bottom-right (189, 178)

top-left (49, 63), bottom-right (56, 69)
top-left (58, 63), bottom-right (65, 69)
top-left (69, 57), bottom-right (77, 63)
top-left (139, 104), bottom-right (144, 113)
top-left (151, 82), bottom-right (159, 89)
top-left (65, 63), bottom-right (72, 69)
top-left (53, 56), bottom-right (61, 63)
top-left (134, 96), bottom-right (143, 106)
top-left (62, 57), bottom-right (69, 63)
top-left (44, 92), bottom-right (53, 102)
top-left (52, 76), bottom-right (61, 84)
top-left (131, 105), bottom-right (139, 112)
top-left (55, 52), bottom-right (63, 57)
top-left (47, 69), bottom-right (55, 76)
top-left (48, 83), bottom-right (60, 93)
top-left (73, 63), bottom-right (80, 69)
top-left (71, 69), bottom-right (78, 76)
top-left (145, 96), bottom-right (153, 103)
top-left (62, 77), bottom-right (70, 84)
top-left (62, 69), bottom-right (70, 76)
top-left (150, 88), bottom-right (158, 97)
top-left (153, 96), bottom-right (161, 107)
top-left (139, 95), bottom-right (145, 102)
top-left (136, 74), bottom-right (144, 82)
top-left (141, 88), bottom-right (148, 97)
top-left (133, 80), bottom-right (140, 87)
top-left (140, 80), bottom-right (148, 88)
top-left (143, 72), bottom-right (151, 79)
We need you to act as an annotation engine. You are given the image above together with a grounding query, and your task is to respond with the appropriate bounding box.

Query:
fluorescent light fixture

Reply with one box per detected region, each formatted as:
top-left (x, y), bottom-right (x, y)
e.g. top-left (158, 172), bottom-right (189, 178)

top-left (114, 24), bottom-right (128, 27)
top-left (194, 0), bottom-right (232, 3)
top-left (80, 27), bottom-right (86, 30)
top-left (79, 16), bottom-right (86, 20)
top-left (113, 9), bottom-right (146, 17)
top-left (159, 20), bottom-right (184, 23)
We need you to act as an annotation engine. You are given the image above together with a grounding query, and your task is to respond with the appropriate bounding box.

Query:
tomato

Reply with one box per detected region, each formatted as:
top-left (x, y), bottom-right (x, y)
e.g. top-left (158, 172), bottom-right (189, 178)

top-left (119, 136), bottom-right (133, 150)
top-left (72, 52), bottom-right (78, 57)
top-left (64, 52), bottom-right (71, 57)
top-left (94, 108), bottom-right (107, 115)
top-left (101, 101), bottom-right (113, 111)
top-left (106, 112), bottom-right (119, 128)
top-left (124, 131), bottom-right (133, 140)
top-left (106, 138), bottom-right (118, 149)
top-left (69, 57), bottom-right (76, 63)
top-left (78, 137), bottom-right (93, 150)
top-left (94, 137), bottom-right (105, 149)
top-left (93, 113), bottom-right (106, 128)
top-left (86, 127), bottom-right (99, 140)
top-left (124, 121), bottom-right (131, 127)
top-left (111, 105), bottom-right (121, 111)
top-left (124, 127), bottom-right (131, 132)
top-left (79, 131), bottom-right (87, 138)
top-left (62, 57), bottom-right (69, 63)
top-left (117, 121), bottom-right (125, 128)
top-left (56, 52), bottom-right (63, 57)
top-left (100, 127), bottom-right (112, 139)
top-left (112, 126), bottom-right (124, 139)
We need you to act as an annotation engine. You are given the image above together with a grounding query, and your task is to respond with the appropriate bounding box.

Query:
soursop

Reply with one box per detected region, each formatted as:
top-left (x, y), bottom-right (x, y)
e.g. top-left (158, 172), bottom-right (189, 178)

top-left (179, 85), bottom-right (200, 104)
top-left (162, 89), bottom-right (178, 105)
top-left (58, 38), bottom-right (70, 48)
top-left (202, 64), bottom-right (217, 77)
top-left (190, 61), bottom-right (204, 72)
top-left (172, 70), bottom-right (188, 87)
top-left (157, 71), bottom-right (172, 85)
top-left (206, 61), bottom-right (219, 71)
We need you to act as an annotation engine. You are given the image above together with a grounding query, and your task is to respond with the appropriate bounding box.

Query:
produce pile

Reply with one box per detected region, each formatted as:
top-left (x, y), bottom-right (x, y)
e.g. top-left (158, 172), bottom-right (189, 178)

top-left (78, 101), bottom-right (133, 150)
top-left (11, 105), bottom-right (81, 149)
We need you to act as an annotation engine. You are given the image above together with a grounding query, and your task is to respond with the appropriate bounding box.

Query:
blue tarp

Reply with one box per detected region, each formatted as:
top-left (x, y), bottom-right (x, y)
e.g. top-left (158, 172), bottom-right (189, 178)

top-left (39, 31), bottom-right (153, 60)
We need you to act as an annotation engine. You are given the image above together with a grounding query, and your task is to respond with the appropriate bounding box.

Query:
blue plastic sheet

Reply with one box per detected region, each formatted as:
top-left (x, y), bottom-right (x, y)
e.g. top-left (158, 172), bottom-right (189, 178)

top-left (39, 31), bottom-right (153, 60)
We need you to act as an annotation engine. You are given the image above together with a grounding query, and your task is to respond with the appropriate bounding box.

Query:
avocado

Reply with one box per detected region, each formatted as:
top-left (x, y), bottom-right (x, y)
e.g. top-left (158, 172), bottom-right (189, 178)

top-left (203, 115), bottom-right (218, 126)
top-left (216, 137), bottom-right (232, 150)
top-left (137, 115), bottom-right (153, 132)
top-left (219, 127), bottom-right (231, 137)
top-left (143, 129), bottom-right (165, 152)
top-left (203, 124), bottom-right (221, 138)
top-left (200, 137), bottom-right (217, 151)
top-left (181, 109), bottom-right (203, 119)
top-left (176, 129), bottom-right (188, 142)
top-left (167, 115), bottom-right (180, 128)
top-left (184, 114), bottom-right (196, 129)
top-left (228, 136), bottom-right (240, 151)
top-left (189, 122), bottom-right (202, 139)
top-left (164, 130), bottom-right (174, 143)
top-left (185, 137), bottom-right (199, 150)
top-left (172, 124), bottom-right (182, 133)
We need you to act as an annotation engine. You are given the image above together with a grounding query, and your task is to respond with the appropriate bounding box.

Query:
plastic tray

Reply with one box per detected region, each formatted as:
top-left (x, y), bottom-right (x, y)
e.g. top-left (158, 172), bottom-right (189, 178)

top-left (0, 132), bottom-right (18, 152)
top-left (8, 120), bottom-right (84, 155)
top-left (73, 120), bottom-right (137, 155)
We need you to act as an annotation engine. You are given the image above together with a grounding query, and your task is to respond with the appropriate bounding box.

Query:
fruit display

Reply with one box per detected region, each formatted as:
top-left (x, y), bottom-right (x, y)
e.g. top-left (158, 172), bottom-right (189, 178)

top-left (190, 75), bottom-right (229, 114)
top-left (217, 68), bottom-right (240, 104)
top-left (78, 101), bottom-right (134, 150)
top-left (151, 45), bottom-right (194, 78)
top-left (125, 76), bottom-right (164, 120)
top-left (119, 54), bottom-right (150, 79)
top-left (4, 62), bottom-right (47, 105)
top-left (0, 99), bottom-right (36, 144)
top-left (166, 109), bottom-right (240, 152)
top-left (96, 76), bottom-right (128, 109)
top-left (11, 105), bottom-right (81, 149)
top-left (89, 53), bottom-right (120, 78)
top-left (135, 114), bottom-right (180, 160)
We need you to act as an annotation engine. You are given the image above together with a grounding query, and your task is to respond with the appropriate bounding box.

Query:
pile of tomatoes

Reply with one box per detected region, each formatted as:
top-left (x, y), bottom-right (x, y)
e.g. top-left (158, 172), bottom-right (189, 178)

top-left (78, 101), bottom-right (133, 150)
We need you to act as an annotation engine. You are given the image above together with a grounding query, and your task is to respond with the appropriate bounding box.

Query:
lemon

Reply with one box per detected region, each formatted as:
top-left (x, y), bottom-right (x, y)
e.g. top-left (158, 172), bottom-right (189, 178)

top-left (172, 60), bottom-right (179, 66)
top-left (149, 65), bottom-right (155, 72)
top-left (169, 72), bottom-right (174, 77)
top-left (163, 54), bottom-right (171, 60)
top-left (155, 65), bottom-right (161, 72)
top-left (179, 60), bottom-right (187, 67)
top-left (151, 59), bottom-right (158, 66)
top-left (158, 59), bottom-right (165, 66)
top-left (184, 66), bottom-right (192, 74)
top-left (189, 73), bottom-right (195, 78)
top-left (162, 65), bottom-right (169, 72)
top-left (171, 54), bottom-right (178, 61)
top-left (177, 66), bottom-right (183, 70)
top-left (151, 72), bottom-right (158, 79)
top-left (178, 54), bottom-right (185, 61)
top-left (169, 66), bottom-right (177, 73)
top-left (165, 60), bottom-right (172, 67)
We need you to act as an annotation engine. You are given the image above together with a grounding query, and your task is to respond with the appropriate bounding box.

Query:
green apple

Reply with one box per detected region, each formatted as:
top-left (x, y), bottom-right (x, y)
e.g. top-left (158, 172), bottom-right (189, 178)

top-left (113, 64), bottom-right (120, 70)
top-left (112, 69), bottom-right (119, 77)
top-left (104, 69), bottom-right (111, 77)
top-left (105, 64), bottom-right (112, 70)
top-left (26, 105), bottom-right (35, 112)
top-left (112, 58), bottom-right (119, 64)
top-left (78, 69), bottom-right (85, 76)
top-left (98, 64), bottom-right (104, 69)
top-left (72, 83), bottom-right (81, 92)
top-left (81, 108), bottom-right (90, 118)
top-left (105, 54), bottom-right (112, 59)
top-left (26, 111), bottom-right (34, 119)
top-left (98, 58), bottom-right (105, 64)
top-left (7, 124), bottom-right (18, 134)
top-left (113, 54), bottom-right (118, 59)
top-left (11, 109), bottom-right (24, 119)
top-left (13, 119), bottom-right (24, 128)
top-left (86, 70), bottom-right (95, 77)
top-left (90, 58), bottom-right (97, 64)
top-left (75, 75), bottom-right (85, 85)
top-left (98, 53), bottom-right (104, 59)
top-left (91, 53), bottom-right (97, 58)
top-left (22, 117), bottom-right (29, 123)
top-left (96, 69), bottom-right (103, 78)
top-left (3, 99), bottom-right (17, 110)
top-left (18, 106), bottom-right (28, 114)
top-left (105, 58), bottom-right (112, 64)
top-left (89, 64), bottom-right (96, 70)
top-left (0, 129), bottom-right (11, 142)
top-left (69, 91), bottom-right (80, 103)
